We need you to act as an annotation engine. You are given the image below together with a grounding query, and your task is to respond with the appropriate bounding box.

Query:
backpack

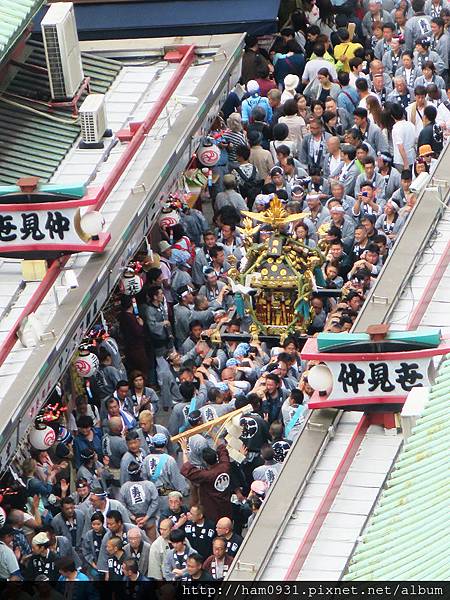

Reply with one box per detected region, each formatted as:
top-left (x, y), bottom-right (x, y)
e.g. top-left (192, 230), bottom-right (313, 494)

top-left (235, 165), bottom-right (263, 206)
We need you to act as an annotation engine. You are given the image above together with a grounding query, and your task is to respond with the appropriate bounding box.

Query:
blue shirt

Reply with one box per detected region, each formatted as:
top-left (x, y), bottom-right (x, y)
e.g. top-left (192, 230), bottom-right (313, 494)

top-left (241, 94), bottom-right (273, 124)
top-left (337, 86), bottom-right (359, 115)
top-left (59, 571), bottom-right (90, 581)
top-left (73, 427), bottom-right (103, 469)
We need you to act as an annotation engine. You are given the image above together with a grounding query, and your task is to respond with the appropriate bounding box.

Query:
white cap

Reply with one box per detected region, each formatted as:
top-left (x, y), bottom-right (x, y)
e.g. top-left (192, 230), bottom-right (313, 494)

top-left (247, 80), bottom-right (260, 94)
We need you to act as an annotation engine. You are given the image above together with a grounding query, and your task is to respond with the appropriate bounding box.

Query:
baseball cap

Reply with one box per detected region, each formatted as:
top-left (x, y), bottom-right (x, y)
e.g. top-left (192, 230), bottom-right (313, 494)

top-left (247, 80), bottom-right (260, 95)
top-left (32, 532), bottom-right (50, 546)
top-left (251, 480), bottom-right (268, 496)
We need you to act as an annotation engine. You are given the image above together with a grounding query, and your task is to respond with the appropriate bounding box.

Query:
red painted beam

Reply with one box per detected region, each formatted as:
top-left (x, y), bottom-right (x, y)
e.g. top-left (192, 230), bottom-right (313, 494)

top-left (407, 239), bottom-right (450, 330)
top-left (308, 393), bottom-right (406, 409)
top-left (0, 45), bottom-right (196, 369)
top-left (284, 414), bottom-right (370, 581)
top-left (0, 255), bottom-right (71, 368)
top-left (95, 44), bottom-right (196, 209)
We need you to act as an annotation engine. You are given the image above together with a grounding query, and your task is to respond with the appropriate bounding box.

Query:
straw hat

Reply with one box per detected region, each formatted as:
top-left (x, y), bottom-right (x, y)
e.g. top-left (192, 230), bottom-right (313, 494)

top-left (418, 144), bottom-right (433, 157)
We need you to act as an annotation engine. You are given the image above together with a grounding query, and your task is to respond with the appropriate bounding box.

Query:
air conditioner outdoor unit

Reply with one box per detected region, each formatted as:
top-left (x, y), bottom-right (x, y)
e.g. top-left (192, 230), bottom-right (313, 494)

top-left (41, 2), bottom-right (84, 100)
top-left (79, 94), bottom-right (111, 148)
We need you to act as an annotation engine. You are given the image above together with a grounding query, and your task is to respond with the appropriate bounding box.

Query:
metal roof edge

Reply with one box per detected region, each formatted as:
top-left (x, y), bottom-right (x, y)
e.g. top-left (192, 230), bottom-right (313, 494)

top-left (343, 354), bottom-right (450, 581)
top-left (0, 0), bottom-right (46, 65)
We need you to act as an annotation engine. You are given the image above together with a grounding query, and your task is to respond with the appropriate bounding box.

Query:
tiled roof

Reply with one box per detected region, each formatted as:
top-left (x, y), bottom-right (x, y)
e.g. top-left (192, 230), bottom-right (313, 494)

top-left (0, 0), bottom-right (45, 63)
top-left (344, 355), bottom-right (450, 581)
top-left (0, 39), bottom-right (122, 185)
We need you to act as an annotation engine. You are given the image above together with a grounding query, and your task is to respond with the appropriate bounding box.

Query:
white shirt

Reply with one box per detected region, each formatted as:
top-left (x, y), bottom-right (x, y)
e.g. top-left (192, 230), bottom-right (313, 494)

top-left (302, 58), bottom-right (338, 83)
top-left (280, 89), bottom-right (296, 104)
top-left (436, 102), bottom-right (450, 129)
top-left (358, 93), bottom-right (378, 113)
top-left (392, 120), bottom-right (416, 165)
top-left (329, 153), bottom-right (343, 177)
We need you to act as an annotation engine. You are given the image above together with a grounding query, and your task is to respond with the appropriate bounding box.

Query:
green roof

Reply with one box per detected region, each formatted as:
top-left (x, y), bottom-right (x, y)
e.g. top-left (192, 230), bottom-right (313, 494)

top-left (344, 355), bottom-right (450, 581)
top-left (0, 0), bottom-right (45, 63)
top-left (0, 40), bottom-right (122, 185)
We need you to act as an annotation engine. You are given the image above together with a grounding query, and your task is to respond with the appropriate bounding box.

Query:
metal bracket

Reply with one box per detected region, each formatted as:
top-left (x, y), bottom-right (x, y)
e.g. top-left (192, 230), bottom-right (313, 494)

top-left (307, 421), bottom-right (328, 432)
top-left (235, 562), bottom-right (257, 572)
top-left (132, 183), bottom-right (148, 194)
top-left (40, 331), bottom-right (56, 342)
top-left (371, 296), bottom-right (389, 305)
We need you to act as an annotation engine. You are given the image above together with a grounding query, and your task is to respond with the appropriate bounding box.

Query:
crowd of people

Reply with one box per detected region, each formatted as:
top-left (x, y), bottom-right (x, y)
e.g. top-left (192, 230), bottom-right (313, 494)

top-left (0, 0), bottom-right (448, 587)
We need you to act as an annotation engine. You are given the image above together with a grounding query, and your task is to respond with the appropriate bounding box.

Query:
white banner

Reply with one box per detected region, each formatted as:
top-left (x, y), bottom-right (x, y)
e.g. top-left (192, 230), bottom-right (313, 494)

top-left (327, 357), bottom-right (431, 400)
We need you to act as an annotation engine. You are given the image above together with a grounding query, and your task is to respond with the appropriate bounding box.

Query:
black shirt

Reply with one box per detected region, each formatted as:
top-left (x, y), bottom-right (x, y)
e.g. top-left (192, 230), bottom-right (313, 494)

top-left (239, 413), bottom-right (270, 454)
top-left (224, 532), bottom-right (243, 558)
top-left (159, 505), bottom-right (189, 529)
top-left (184, 519), bottom-right (216, 560)
top-left (23, 550), bottom-right (58, 581)
top-left (418, 122), bottom-right (443, 156)
top-left (108, 552), bottom-right (124, 581)
top-left (181, 571), bottom-right (214, 581)
top-left (350, 242), bottom-right (368, 265)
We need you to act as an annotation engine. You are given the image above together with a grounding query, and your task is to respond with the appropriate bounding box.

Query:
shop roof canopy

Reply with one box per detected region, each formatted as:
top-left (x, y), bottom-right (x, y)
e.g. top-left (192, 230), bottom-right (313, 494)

top-left (34, 0), bottom-right (281, 39)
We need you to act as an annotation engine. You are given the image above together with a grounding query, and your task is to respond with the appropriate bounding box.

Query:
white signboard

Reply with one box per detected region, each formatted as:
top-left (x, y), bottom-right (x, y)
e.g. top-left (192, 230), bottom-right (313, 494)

top-left (327, 358), bottom-right (431, 400)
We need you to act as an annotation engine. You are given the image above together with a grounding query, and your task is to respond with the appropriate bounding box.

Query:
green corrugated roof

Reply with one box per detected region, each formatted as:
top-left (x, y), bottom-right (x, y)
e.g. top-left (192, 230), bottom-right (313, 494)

top-left (344, 355), bottom-right (450, 581)
top-left (0, 40), bottom-right (122, 185)
top-left (0, 0), bottom-right (45, 63)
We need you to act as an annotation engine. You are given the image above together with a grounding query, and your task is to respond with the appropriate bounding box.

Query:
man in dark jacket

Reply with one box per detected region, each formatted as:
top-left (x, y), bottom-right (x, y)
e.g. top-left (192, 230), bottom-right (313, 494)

top-left (179, 439), bottom-right (232, 523)
top-left (22, 532), bottom-right (59, 580)
top-left (418, 105), bottom-right (444, 156)
top-left (241, 35), bottom-right (269, 84)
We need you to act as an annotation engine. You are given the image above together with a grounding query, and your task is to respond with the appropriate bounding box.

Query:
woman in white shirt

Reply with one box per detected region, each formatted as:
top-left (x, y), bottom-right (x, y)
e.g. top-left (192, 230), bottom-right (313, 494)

top-left (281, 74), bottom-right (300, 104)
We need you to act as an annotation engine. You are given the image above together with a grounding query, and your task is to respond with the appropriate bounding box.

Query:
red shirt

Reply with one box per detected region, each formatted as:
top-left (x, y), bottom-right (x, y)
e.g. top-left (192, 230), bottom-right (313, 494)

top-left (256, 78), bottom-right (277, 97)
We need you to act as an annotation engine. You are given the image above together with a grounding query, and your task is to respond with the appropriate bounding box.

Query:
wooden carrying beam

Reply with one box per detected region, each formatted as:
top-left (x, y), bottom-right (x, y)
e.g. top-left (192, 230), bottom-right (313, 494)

top-left (170, 404), bottom-right (253, 443)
